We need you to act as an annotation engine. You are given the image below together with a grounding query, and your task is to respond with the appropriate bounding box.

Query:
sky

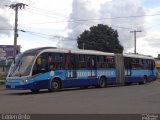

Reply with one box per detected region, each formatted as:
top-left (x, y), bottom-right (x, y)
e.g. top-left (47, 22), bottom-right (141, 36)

top-left (0, 0), bottom-right (160, 57)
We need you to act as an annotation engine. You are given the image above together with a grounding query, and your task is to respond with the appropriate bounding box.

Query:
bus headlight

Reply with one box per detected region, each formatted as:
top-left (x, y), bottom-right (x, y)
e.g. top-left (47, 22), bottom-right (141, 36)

top-left (22, 79), bottom-right (28, 83)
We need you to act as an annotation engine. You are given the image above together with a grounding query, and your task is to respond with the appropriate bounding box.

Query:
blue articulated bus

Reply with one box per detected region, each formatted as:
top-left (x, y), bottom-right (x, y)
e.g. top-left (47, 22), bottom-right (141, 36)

top-left (6, 47), bottom-right (156, 93)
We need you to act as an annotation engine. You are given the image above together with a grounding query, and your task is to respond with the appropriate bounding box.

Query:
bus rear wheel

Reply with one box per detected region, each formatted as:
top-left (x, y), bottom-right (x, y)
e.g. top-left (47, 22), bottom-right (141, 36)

top-left (99, 77), bottom-right (107, 88)
top-left (139, 76), bottom-right (147, 85)
top-left (49, 79), bottom-right (61, 92)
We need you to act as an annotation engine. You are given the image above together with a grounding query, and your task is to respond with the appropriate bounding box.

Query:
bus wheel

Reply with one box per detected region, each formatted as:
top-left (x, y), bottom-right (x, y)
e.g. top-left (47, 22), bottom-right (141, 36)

top-left (31, 89), bottom-right (39, 93)
top-left (99, 77), bottom-right (107, 88)
top-left (139, 76), bottom-right (147, 85)
top-left (49, 79), bottom-right (61, 92)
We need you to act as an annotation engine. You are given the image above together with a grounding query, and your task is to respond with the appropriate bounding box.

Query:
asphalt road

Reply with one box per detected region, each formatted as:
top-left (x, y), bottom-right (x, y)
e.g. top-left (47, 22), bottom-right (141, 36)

top-left (0, 80), bottom-right (160, 114)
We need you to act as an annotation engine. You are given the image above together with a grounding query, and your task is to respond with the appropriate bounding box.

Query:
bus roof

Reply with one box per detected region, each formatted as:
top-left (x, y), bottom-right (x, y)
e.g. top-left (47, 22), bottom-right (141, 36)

top-left (22, 47), bottom-right (153, 59)
top-left (23, 47), bottom-right (56, 54)
top-left (123, 53), bottom-right (154, 60)
top-left (41, 48), bottom-right (114, 56)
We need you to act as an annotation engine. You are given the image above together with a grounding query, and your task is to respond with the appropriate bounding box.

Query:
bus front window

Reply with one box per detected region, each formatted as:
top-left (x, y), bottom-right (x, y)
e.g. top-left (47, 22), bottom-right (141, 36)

top-left (8, 54), bottom-right (36, 77)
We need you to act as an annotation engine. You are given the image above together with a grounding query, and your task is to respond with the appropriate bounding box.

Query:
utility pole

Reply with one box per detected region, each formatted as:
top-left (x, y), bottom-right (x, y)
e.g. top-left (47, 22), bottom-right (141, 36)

top-left (130, 30), bottom-right (142, 54)
top-left (83, 42), bottom-right (85, 50)
top-left (9, 3), bottom-right (28, 59)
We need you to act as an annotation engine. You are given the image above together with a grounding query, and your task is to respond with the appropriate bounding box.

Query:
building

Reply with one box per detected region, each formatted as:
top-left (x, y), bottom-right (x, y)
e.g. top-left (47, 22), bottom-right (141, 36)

top-left (0, 45), bottom-right (21, 76)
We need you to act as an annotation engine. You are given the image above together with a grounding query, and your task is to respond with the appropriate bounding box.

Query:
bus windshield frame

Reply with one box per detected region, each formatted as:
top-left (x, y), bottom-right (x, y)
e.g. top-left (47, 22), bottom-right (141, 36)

top-left (8, 52), bottom-right (38, 77)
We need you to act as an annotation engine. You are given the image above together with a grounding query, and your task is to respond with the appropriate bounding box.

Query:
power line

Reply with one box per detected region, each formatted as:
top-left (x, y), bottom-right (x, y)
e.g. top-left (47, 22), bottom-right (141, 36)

top-left (0, 1), bottom-right (11, 6)
top-left (0, 4), bottom-right (8, 7)
top-left (17, 5), bottom-right (160, 31)
top-left (26, 9), bottom-right (67, 20)
top-left (18, 29), bottom-right (53, 39)
top-left (22, 13), bottom-right (160, 23)
top-left (70, 13), bottom-right (160, 21)
top-left (18, 5), bottom-right (160, 26)
top-left (18, 29), bottom-right (77, 41)
top-left (19, 13), bottom-right (160, 28)
top-left (20, 20), bottom-right (134, 30)
top-left (27, 6), bottom-right (69, 20)
top-left (19, 29), bottom-right (52, 37)
top-left (0, 28), bottom-right (13, 30)
top-left (20, 19), bottom-right (133, 28)
top-left (0, 27), bottom-right (14, 29)
top-left (27, 5), bottom-right (160, 20)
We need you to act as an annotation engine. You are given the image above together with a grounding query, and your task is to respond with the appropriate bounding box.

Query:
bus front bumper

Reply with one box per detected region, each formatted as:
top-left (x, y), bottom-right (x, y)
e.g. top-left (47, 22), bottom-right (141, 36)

top-left (5, 80), bottom-right (34, 90)
top-left (6, 83), bottom-right (34, 90)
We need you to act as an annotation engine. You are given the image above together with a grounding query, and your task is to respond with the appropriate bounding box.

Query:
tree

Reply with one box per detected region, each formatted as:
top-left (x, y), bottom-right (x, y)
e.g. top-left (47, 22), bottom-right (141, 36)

top-left (77, 24), bottom-right (123, 53)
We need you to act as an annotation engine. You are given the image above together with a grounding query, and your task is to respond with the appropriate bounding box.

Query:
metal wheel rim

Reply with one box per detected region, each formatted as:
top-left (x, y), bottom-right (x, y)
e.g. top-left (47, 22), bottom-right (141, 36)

top-left (143, 76), bottom-right (147, 84)
top-left (100, 78), bottom-right (105, 87)
top-left (52, 81), bottom-right (59, 89)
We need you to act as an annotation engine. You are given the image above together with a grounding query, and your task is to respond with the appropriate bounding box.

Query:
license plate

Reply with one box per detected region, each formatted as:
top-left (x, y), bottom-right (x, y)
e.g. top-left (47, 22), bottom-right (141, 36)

top-left (11, 86), bottom-right (15, 88)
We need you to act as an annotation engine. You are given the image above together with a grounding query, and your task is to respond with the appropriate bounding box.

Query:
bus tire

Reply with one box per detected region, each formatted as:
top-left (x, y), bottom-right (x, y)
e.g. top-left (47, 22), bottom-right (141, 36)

top-left (139, 76), bottom-right (147, 85)
top-left (31, 89), bottom-right (39, 93)
top-left (99, 77), bottom-right (107, 88)
top-left (49, 79), bottom-right (61, 92)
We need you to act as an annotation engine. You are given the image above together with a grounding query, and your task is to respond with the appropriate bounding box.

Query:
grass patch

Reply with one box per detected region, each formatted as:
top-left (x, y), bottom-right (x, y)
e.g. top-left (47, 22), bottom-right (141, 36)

top-left (0, 82), bottom-right (5, 85)
top-left (0, 76), bottom-right (6, 85)
top-left (0, 76), bottom-right (6, 80)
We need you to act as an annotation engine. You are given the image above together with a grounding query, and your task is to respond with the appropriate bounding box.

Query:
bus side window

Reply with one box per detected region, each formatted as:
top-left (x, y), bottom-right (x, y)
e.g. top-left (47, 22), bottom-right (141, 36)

top-left (48, 53), bottom-right (55, 70)
top-left (96, 56), bottom-right (100, 68)
top-left (151, 60), bottom-right (155, 69)
top-left (131, 58), bottom-right (138, 69)
top-left (35, 56), bottom-right (43, 71)
top-left (124, 57), bottom-right (131, 69)
top-left (33, 53), bottom-right (48, 75)
top-left (87, 55), bottom-right (95, 68)
top-left (106, 56), bottom-right (115, 68)
top-left (68, 54), bottom-right (76, 69)
top-left (91, 56), bottom-right (95, 68)
top-left (65, 54), bottom-right (75, 69)
top-left (41, 53), bottom-right (48, 71)
top-left (54, 53), bottom-right (65, 69)
top-left (79, 54), bottom-right (86, 69)
top-left (97, 55), bottom-right (109, 68)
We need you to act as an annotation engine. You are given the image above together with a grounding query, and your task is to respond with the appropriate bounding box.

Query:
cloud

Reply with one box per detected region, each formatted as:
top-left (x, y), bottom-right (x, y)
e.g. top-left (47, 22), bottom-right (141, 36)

top-left (143, 32), bottom-right (160, 48)
top-left (136, 6), bottom-right (160, 57)
top-left (132, 32), bottom-right (160, 57)
top-left (0, 0), bottom-right (12, 37)
top-left (101, 0), bottom-right (146, 51)
top-left (0, 16), bottom-right (12, 36)
top-left (57, 0), bottom-right (107, 48)
top-left (144, 7), bottom-right (160, 32)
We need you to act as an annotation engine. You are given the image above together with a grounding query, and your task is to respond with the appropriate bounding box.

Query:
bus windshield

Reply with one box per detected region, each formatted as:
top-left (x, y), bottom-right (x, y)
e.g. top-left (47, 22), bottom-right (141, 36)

top-left (8, 53), bottom-right (37, 77)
